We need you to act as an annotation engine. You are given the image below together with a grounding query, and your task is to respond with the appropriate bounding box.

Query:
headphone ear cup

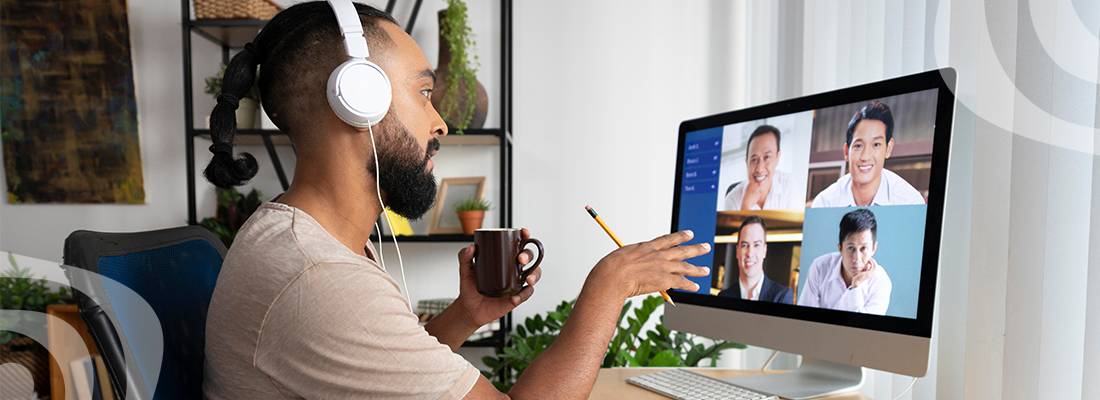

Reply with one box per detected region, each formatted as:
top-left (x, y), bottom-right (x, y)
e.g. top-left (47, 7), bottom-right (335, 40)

top-left (328, 59), bottom-right (392, 127)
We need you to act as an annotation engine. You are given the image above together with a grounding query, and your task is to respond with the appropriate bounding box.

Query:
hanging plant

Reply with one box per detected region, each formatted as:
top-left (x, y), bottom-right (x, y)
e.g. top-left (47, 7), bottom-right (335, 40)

top-left (439, 0), bottom-right (479, 134)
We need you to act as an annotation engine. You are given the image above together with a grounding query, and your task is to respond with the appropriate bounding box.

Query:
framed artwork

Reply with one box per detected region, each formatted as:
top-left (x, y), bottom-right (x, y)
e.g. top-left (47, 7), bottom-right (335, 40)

top-left (429, 177), bottom-right (487, 234)
top-left (1, 0), bottom-right (144, 203)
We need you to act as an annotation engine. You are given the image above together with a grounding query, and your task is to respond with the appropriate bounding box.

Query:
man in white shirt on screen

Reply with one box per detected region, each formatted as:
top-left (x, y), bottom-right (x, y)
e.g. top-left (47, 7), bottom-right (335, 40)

top-left (810, 101), bottom-right (925, 208)
top-left (798, 208), bottom-right (892, 315)
top-left (723, 125), bottom-right (801, 210)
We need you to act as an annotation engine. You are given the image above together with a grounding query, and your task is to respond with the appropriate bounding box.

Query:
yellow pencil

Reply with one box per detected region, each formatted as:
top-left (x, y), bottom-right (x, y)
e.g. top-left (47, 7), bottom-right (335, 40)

top-left (585, 205), bottom-right (675, 306)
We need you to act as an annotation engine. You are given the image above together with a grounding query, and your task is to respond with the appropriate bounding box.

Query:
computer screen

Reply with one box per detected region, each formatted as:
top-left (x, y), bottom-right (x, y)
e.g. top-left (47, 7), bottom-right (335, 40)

top-left (665, 68), bottom-right (956, 397)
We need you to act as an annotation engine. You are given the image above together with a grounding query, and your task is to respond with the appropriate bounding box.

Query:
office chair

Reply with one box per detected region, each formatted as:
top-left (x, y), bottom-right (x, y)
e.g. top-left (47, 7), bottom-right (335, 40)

top-left (63, 226), bottom-right (227, 400)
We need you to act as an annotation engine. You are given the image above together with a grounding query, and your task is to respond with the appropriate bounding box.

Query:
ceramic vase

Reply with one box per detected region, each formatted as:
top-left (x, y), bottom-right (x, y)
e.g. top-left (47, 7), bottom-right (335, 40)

top-left (432, 10), bottom-right (488, 132)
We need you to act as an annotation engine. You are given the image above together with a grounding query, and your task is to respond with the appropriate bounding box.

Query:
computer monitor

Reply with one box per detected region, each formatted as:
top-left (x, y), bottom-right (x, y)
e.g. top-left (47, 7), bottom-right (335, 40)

top-left (665, 68), bottom-right (957, 399)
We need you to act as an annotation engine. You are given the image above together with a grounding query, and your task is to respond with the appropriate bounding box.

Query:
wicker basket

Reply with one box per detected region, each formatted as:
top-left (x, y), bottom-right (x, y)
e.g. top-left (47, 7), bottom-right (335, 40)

top-left (194, 0), bottom-right (283, 20)
top-left (0, 337), bottom-right (51, 398)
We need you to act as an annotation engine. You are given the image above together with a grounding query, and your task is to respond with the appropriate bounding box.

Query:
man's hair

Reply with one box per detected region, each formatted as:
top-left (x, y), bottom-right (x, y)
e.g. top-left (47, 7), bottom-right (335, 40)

top-left (739, 215), bottom-right (767, 238)
top-left (838, 208), bottom-right (877, 244)
top-left (845, 101), bottom-right (894, 146)
top-left (203, 2), bottom-right (398, 189)
top-left (746, 124), bottom-right (781, 157)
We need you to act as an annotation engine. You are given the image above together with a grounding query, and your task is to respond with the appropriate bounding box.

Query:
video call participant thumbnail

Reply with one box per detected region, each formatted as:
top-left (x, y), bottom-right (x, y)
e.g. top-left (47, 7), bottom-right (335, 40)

top-left (722, 125), bottom-right (801, 211)
top-left (717, 216), bottom-right (794, 304)
top-left (798, 208), bottom-right (892, 315)
top-left (811, 101), bottom-right (924, 208)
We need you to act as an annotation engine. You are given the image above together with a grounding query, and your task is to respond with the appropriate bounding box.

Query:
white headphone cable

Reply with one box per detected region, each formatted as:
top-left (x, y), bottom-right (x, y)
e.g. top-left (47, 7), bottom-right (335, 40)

top-left (368, 123), bottom-right (414, 313)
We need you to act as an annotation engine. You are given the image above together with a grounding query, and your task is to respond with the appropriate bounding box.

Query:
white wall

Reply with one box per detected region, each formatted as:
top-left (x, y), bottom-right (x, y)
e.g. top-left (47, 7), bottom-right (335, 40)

top-left (6, 1), bottom-right (1100, 399)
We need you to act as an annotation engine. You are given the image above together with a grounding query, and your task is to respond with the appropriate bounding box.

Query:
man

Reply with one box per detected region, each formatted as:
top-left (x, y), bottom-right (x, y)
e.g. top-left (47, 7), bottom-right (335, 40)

top-left (200, 3), bottom-right (711, 399)
top-left (797, 208), bottom-right (892, 315)
top-left (717, 216), bottom-right (794, 304)
top-left (810, 101), bottom-right (925, 207)
top-left (722, 125), bottom-right (801, 210)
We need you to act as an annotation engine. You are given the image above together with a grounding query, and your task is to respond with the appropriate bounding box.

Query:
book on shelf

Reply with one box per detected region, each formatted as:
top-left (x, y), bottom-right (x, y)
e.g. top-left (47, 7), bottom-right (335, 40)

top-left (69, 356), bottom-right (94, 400)
top-left (69, 355), bottom-right (117, 400)
top-left (416, 298), bottom-right (455, 315)
top-left (93, 354), bottom-right (117, 400)
top-left (467, 320), bottom-right (502, 342)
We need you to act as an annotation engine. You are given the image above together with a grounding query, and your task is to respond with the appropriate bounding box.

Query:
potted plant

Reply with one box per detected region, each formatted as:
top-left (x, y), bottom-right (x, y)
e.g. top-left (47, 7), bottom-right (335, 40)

top-left (199, 187), bottom-right (264, 248)
top-left (1, 252), bottom-right (71, 398)
top-left (481, 296), bottom-right (744, 391)
top-left (454, 197), bottom-right (491, 235)
top-left (433, 0), bottom-right (488, 134)
top-left (204, 63), bottom-right (262, 129)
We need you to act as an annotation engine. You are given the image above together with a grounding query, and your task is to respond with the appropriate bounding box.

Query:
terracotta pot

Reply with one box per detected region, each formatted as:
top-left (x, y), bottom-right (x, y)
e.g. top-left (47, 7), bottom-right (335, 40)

top-left (236, 98), bottom-right (259, 129)
top-left (0, 337), bottom-right (52, 398)
top-left (457, 210), bottom-right (485, 235)
top-left (432, 10), bottom-right (488, 132)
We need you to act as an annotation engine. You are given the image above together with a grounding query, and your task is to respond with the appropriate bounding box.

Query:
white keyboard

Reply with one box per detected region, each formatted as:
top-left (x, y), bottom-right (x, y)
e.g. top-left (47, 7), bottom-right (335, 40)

top-left (626, 369), bottom-right (778, 400)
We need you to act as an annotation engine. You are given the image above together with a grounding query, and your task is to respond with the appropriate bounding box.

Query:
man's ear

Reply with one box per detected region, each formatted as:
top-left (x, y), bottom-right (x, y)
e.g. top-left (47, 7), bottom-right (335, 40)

top-left (842, 143), bottom-right (850, 163)
top-left (837, 242), bottom-right (843, 253)
top-left (871, 241), bottom-right (878, 254)
top-left (885, 138), bottom-right (895, 158)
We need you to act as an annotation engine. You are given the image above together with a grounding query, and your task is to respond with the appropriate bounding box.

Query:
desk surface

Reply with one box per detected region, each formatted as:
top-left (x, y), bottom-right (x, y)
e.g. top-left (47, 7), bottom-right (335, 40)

top-left (588, 368), bottom-right (871, 400)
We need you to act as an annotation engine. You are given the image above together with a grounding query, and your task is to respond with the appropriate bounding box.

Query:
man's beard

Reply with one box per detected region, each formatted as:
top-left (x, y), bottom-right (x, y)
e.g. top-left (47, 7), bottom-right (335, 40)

top-left (368, 118), bottom-right (440, 220)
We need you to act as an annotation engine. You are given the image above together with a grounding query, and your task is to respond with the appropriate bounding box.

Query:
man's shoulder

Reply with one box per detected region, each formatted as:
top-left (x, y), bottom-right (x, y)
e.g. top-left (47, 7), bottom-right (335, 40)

top-left (882, 169), bottom-right (925, 204)
top-left (811, 175), bottom-right (850, 207)
top-left (811, 252), bottom-right (841, 267)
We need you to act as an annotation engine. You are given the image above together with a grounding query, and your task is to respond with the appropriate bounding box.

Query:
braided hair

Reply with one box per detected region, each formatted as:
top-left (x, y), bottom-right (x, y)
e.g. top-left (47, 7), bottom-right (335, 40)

top-left (203, 1), bottom-right (397, 189)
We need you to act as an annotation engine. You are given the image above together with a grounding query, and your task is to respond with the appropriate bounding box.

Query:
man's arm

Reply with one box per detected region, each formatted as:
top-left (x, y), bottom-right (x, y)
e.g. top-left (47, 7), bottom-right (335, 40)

top-left (424, 304), bottom-right (481, 351)
top-left (464, 230), bottom-right (711, 400)
top-left (797, 260), bottom-right (821, 307)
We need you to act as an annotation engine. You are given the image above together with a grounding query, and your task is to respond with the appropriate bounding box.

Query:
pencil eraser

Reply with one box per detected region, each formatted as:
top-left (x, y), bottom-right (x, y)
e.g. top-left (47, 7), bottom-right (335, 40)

top-left (585, 205), bottom-right (592, 211)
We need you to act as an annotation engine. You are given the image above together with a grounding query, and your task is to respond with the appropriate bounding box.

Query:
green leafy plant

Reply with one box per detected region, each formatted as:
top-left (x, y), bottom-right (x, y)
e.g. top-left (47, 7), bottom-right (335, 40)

top-left (454, 197), bottom-right (492, 212)
top-left (204, 63), bottom-right (260, 101)
top-left (481, 296), bottom-right (745, 392)
top-left (439, 0), bottom-right (479, 134)
top-left (199, 187), bottom-right (263, 248)
top-left (1, 252), bottom-right (70, 345)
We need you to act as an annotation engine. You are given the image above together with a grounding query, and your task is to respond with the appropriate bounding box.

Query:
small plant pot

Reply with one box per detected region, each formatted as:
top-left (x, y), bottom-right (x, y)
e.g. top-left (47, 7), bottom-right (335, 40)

top-left (0, 337), bottom-right (52, 398)
top-left (457, 210), bottom-right (485, 235)
top-left (236, 98), bottom-right (259, 129)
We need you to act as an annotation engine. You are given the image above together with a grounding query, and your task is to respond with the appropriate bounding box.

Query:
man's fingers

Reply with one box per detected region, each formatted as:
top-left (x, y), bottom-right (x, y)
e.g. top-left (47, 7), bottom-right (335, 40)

top-left (458, 245), bottom-right (475, 266)
top-left (517, 248), bottom-right (536, 265)
top-left (520, 228), bottom-right (531, 240)
top-left (677, 263), bottom-right (710, 277)
top-left (669, 276), bottom-right (701, 292)
top-left (524, 266), bottom-right (542, 286)
top-left (511, 285), bottom-right (535, 306)
top-left (661, 242), bottom-right (711, 261)
top-left (653, 230), bottom-right (694, 250)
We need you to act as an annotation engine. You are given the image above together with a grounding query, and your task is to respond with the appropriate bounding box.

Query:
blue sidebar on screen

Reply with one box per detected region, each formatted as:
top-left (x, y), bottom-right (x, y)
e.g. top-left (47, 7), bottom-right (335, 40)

top-left (676, 127), bottom-right (722, 294)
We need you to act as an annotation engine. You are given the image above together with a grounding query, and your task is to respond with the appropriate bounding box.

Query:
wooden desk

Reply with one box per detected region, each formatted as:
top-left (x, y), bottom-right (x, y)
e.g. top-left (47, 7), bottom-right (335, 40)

top-left (588, 368), bottom-right (870, 400)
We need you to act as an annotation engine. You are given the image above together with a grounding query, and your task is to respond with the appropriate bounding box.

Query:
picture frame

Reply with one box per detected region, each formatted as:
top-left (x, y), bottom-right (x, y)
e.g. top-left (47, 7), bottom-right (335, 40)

top-left (429, 177), bottom-right (487, 234)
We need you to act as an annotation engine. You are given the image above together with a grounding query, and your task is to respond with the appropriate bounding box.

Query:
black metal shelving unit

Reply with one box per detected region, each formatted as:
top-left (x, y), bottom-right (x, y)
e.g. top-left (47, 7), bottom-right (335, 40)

top-left (181, 0), bottom-right (514, 370)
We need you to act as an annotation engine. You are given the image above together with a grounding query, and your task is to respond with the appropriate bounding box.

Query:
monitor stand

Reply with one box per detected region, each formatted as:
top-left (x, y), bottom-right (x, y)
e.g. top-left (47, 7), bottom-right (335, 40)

top-left (724, 357), bottom-right (865, 399)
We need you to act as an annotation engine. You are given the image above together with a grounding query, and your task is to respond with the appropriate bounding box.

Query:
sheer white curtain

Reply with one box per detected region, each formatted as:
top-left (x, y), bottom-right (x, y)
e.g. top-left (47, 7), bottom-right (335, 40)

top-left (717, 0), bottom-right (1100, 398)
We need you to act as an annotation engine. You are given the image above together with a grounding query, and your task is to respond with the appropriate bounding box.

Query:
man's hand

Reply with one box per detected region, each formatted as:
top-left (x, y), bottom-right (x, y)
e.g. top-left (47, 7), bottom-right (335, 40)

top-left (739, 176), bottom-right (773, 210)
top-left (455, 228), bottom-right (542, 327)
top-left (848, 258), bottom-right (878, 289)
top-left (589, 230), bottom-right (711, 299)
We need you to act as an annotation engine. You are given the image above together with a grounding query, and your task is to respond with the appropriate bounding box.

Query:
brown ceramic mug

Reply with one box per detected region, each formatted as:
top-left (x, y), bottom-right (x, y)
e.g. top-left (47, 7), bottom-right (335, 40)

top-left (473, 228), bottom-right (544, 297)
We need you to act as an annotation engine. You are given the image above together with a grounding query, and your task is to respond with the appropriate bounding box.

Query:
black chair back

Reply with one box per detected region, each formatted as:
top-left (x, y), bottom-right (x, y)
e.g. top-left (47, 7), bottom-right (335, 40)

top-left (64, 226), bottom-right (226, 400)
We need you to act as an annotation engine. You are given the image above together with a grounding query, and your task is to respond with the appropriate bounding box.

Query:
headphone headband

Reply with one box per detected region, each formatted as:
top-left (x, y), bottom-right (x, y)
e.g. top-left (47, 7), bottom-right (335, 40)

top-left (327, 0), bottom-right (369, 58)
top-left (324, 0), bottom-right (392, 128)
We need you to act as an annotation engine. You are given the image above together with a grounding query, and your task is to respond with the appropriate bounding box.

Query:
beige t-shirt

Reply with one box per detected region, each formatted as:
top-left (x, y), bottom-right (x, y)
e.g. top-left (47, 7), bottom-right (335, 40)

top-left (203, 202), bottom-right (479, 399)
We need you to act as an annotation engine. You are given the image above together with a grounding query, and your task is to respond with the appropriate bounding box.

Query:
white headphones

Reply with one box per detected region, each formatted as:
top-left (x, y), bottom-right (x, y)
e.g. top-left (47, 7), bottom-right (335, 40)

top-left (326, 0), bottom-right (391, 127)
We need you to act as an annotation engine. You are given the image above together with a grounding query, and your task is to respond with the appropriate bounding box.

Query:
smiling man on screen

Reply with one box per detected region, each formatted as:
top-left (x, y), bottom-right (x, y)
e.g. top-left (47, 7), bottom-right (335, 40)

top-left (811, 101), bottom-right (924, 208)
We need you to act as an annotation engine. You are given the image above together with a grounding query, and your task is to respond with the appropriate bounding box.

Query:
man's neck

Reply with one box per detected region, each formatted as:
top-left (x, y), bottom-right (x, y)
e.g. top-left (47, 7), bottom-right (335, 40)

top-left (840, 266), bottom-right (853, 288)
top-left (851, 175), bottom-right (882, 206)
top-left (739, 273), bottom-right (763, 298)
top-left (277, 156), bottom-right (383, 259)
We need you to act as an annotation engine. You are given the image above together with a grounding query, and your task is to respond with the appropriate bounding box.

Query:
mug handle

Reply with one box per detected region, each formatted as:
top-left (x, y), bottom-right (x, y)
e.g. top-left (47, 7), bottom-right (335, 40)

top-left (518, 237), bottom-right (544, 282)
